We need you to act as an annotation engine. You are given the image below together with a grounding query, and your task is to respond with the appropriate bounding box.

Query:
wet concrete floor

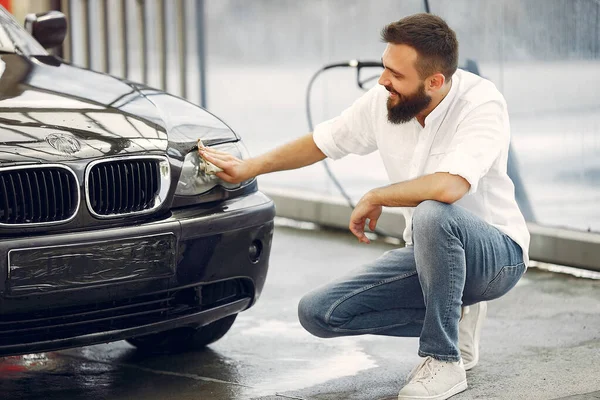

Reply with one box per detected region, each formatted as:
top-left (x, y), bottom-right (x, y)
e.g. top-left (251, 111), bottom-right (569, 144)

top-left (1, 223), bottom-right (599, 400)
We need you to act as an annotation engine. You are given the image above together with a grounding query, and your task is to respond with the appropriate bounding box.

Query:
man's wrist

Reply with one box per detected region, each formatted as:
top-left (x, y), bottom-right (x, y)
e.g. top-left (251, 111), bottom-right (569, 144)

top-left (246, 158), bottom-right (262, 179)
top-left (365, 188), bottom-right (384, 206)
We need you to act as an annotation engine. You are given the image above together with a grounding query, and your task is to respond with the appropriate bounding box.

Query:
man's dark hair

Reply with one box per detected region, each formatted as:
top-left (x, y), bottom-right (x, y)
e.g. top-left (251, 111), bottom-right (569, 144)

top-left (381, 13), bottom-right (458, 81)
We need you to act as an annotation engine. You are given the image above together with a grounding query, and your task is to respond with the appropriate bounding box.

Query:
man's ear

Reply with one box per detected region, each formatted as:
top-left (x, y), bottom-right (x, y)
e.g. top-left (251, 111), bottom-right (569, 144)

top-left (427, 73), bottom-right (446, 92)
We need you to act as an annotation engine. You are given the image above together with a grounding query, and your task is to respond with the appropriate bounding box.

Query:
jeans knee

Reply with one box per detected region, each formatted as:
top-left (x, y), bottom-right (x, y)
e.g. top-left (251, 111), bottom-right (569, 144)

top-left (413, 200), bottom-right (455, 237)
top-left (413, 200), bottom-right (452, 225)
top-left (297, 290), bottom-right (337, 338)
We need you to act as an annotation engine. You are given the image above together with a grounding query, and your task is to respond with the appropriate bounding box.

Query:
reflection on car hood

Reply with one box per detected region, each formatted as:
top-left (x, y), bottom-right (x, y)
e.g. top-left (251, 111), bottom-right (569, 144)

top-left (0, 54), bottom-right (237, 164)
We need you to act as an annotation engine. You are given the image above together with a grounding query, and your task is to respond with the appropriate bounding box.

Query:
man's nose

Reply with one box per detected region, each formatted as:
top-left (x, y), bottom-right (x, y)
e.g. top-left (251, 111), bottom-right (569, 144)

top-left (378, 70), bottom-right (390, 86)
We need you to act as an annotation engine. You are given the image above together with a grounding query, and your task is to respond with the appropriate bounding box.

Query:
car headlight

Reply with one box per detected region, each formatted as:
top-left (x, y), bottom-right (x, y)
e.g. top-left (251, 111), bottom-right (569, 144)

top-left (175, 141), bottom-right (251, 196)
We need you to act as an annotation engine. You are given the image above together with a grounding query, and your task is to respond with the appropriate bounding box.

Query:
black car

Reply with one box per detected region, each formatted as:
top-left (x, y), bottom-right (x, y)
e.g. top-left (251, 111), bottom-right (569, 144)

top-left (0, 8), bottom-right (274, 356)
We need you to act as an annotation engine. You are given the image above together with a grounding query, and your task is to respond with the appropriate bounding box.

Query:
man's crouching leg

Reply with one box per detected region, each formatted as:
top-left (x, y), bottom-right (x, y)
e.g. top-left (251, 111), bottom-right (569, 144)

top-left (297, 287), bottom-right (343, 339)
top-left (298, 246), bottom-right (427, 340)
top-left (412, 200), bottom-right (466, 362)
top-left (398, 200), bottom-right (524, 400)
top-left (397, 200), bottom-right (469, 400)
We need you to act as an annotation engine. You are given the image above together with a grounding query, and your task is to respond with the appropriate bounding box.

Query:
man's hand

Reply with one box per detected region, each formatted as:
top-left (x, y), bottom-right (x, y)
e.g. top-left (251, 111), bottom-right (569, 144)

top-left (197, 133), bottom-right (326, 185)
top-left (198, 146), bottom-right (256, 184)
top-left (349, 192), bottom-right (382, 244)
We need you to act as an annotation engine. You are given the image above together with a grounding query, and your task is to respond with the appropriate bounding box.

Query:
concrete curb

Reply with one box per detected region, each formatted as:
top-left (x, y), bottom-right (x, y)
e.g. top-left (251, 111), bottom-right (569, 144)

top-left (262, 185), bottom-right (406, 241)
top-left (261, 186), bottom-right (600, 272)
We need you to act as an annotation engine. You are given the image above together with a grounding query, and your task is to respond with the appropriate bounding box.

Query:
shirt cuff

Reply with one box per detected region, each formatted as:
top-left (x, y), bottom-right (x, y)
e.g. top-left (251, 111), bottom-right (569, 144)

top-left (312, 118), bottom-right (346, 160)
top-left (434, 152), bottom-right (482, 195)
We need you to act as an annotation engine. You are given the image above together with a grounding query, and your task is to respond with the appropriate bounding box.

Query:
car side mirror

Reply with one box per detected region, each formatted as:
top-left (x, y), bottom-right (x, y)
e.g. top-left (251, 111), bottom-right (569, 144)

top-left (24, 11), bottom-right (67, 50)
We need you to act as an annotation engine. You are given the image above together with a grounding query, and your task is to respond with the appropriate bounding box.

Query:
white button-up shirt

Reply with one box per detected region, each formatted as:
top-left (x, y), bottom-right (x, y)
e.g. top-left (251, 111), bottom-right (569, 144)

top-left (313, 69), bottom-right (530, 265)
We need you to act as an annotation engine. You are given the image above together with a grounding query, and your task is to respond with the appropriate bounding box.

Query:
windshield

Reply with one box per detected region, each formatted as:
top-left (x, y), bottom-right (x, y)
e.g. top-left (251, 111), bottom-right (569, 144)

top-left (0, 6), bottom-right (48, 56)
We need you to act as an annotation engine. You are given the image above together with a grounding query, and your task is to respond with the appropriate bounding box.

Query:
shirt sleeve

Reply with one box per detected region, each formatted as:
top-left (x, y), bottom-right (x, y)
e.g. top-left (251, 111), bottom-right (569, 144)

top-left (312, 86), bottom-right (380, 160)
top-left (434, 99), bottom-right (509, 195)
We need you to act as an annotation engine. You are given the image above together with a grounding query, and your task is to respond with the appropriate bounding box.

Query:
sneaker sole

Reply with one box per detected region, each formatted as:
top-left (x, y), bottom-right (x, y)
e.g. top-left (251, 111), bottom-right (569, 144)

top-left (397, 379), bottom-right (468, 400)
top-left (463, 302), bottom-right (488, 371)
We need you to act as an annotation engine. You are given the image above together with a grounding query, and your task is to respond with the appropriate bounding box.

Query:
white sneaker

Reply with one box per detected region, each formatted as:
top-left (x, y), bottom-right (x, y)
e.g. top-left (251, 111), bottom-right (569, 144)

top-left (459, 301), bottom-right (487, 370)
top-left (398, 357), bottom-right (467, 400)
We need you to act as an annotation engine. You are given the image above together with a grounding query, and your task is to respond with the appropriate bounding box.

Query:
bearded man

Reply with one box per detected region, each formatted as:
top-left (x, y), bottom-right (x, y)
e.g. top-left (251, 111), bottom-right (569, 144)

top-left (198, 13), bottom-right (529, 400)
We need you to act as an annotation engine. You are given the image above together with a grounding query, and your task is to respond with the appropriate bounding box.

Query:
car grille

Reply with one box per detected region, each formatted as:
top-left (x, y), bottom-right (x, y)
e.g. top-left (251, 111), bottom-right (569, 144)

top-left (0, 166), bottom-right (79, 225)
top-left (87, 157), bottom-right (167, 217)
top-left (0, 279), bottom-right (251, 347)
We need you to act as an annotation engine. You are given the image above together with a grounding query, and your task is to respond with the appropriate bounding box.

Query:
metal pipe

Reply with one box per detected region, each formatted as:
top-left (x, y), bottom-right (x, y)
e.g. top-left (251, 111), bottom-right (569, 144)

top-left (159, 0), bottom-right (167, 91)
top-left (63, 0), bottom-right (72, 62)
top-left (137, 0), bottom-right (148, 84)
top-left (177, 0), bottom-right (187, 99)
top-left (196, 0), bottom-right (206, 108)
top-left (101, 0), bottom-right (110, 73)
top-left (121, 0), bottom-right (128, 78)
top-left (594, 1), bottom-right (600, 58)
top-left (83, 0), bottom-right (91, 69)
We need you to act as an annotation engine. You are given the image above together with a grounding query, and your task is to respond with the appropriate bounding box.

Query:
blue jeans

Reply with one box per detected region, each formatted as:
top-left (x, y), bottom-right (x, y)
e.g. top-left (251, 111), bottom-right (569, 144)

top-left (298, 200), bottom-right (525, 362)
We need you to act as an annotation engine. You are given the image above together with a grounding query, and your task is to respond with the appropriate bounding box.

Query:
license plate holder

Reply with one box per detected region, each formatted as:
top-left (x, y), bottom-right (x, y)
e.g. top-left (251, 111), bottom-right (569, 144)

top-left (7, 233), bottom-right (176, 295)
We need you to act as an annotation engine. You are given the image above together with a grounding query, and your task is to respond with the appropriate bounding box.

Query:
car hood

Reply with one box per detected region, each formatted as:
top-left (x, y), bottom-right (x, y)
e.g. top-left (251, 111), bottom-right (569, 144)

top-left (0, 55), bottom-right (237, 164)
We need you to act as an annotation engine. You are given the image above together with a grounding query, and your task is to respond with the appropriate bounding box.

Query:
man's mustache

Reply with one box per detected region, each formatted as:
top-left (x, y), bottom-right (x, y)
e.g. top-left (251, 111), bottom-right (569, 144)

top-left (385, 85), bottom-right (399, 95)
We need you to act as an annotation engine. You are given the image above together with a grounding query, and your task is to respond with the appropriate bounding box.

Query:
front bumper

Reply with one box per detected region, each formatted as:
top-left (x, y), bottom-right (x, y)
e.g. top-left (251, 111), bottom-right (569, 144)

top-left (0, 191), bottom-right (275, 357)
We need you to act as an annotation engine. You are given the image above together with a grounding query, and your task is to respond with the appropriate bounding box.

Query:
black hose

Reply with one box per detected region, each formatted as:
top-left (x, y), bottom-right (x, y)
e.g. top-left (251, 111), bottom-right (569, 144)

top-left (305, 66), bottom-right (357, 209)
top-left (305, 63), bottom-right (388, 238)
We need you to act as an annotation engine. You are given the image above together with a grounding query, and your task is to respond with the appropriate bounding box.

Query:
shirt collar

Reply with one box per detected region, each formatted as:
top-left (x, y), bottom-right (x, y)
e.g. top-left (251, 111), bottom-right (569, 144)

top-left (422, 70), bottom-right (460, 127)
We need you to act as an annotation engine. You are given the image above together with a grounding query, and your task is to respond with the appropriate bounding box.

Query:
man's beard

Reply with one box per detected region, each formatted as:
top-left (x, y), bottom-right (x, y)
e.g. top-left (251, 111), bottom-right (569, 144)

top-left (386, 83), bottom-right (432, 124)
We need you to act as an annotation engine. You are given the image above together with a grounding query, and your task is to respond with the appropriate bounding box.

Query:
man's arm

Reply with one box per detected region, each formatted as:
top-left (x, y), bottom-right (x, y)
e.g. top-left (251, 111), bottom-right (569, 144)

top-left (369, 172), bottom-right (471, 207)
top-left (349, 172), bottom-right (470, 243)
top-left (199, 133), bottom-right (326, 184)
top-left (200, 85), bottom-right (381, 184)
